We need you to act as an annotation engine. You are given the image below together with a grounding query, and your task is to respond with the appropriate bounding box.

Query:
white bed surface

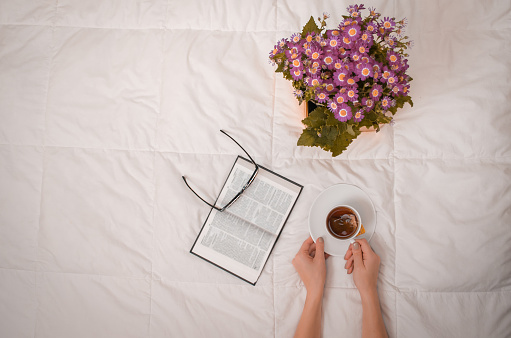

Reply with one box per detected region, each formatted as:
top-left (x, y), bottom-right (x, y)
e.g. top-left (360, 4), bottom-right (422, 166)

top-left (0, 0), bottom-right (510, 337)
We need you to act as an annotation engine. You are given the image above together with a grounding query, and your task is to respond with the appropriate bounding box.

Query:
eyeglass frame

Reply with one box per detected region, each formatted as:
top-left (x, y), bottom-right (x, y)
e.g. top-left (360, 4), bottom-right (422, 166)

top-left (182, 130), bottom-right (260, 212)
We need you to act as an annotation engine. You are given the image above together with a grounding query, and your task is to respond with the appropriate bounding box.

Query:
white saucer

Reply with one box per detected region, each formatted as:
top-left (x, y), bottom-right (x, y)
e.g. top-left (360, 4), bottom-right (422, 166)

top-left (308, 183), bottom-right (377, 256)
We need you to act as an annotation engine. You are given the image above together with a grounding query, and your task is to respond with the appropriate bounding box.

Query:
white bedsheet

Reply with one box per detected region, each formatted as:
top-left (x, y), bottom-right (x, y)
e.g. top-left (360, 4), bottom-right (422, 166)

top-left (0, 0), bottom-right (510, 337)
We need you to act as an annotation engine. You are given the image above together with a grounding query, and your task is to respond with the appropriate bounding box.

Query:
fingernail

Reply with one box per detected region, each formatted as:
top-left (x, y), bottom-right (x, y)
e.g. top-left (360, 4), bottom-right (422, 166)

top-left (318, 237), bottom-right (324, 243)
top-left (353, 242), bottom-right (360, 250)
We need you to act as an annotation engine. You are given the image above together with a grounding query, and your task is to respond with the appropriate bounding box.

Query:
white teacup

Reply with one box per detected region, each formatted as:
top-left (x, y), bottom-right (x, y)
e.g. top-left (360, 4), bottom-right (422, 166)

top-left (326, 204), bottom-right (362, 243)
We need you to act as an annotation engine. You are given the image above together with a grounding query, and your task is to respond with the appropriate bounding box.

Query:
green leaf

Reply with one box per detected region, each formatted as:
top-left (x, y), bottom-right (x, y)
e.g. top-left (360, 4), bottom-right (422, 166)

top-left (302, 106), bottom-right (327, 128)
top-left (325, 110), bottom-right (341, 126)
top-left (297, 129), bottom-right (319, 147)
top-left (331, 134), bottom-right (353, 157)
top-left (301, 16), bottom-right (321, 37)
top-left (320, 125), bottom-right (338, 142)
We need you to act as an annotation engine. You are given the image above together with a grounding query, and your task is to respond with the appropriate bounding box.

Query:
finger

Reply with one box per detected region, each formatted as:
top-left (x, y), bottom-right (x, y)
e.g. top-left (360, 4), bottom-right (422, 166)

top-left (314, 237), bottom-right (325, 262)
top-left (310, 250), bottom-right (316, 258)
top-left (308, 243), bottom-right (317, 256)
top-left (344, 245), bottom-right (353, 260)
top-left (347, 266), bottom-right (354, 274)
top-left (355, 238), bottom-right (374, 256)
top-left (352, 241), bottom-right (364, 268)
top-left (344, 257), bottom-right (353, 270)
top-left (325, 253), bottom-right (331, 260)
top-left (299, 236), bottom-right (314, 253)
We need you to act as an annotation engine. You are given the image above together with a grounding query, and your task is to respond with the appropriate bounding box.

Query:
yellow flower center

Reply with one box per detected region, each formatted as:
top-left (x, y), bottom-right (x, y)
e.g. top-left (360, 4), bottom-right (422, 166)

top-left (362, 68), bottom-right (369, 76)
top-left (390, 55), bottom-right (397, 62)
top-left (349, 28), bottom-right (357, 36)
top-left (293, 60), bottom-right (300, 67)
top-left (340, 109), bottom-right (347, 117)
top-left (312, 52), bottom-right (319, 59)
top-left (372, 89), bottom-right (379, 96)
top-left (384, 21), bottom-right (391, 28)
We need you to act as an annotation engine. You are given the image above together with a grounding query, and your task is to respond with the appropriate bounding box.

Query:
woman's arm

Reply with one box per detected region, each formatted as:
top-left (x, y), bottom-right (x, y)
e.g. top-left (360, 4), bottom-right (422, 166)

top-left (345, 239), bottom-right (388, 338)
top-left (292, 236), bottom-right (329, 338)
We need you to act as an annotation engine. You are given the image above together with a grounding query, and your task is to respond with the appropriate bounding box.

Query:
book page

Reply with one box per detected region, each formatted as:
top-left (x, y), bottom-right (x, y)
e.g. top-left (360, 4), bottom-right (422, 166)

top-left (191, 157), bottom-right (301, 284)
top-left (217, 162), bottom-right (298, 235)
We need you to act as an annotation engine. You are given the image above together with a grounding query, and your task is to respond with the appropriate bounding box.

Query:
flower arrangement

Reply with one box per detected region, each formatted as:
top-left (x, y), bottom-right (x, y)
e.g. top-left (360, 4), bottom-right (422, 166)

top-left (269, 4), bottom-right (413, 156)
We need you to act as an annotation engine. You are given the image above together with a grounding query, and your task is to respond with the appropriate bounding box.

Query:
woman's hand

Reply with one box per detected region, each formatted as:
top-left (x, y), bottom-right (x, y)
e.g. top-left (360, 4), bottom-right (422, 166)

top-left (343, 238), bottom-right (381, 297)
top-left (292, 236), bottom-right (330, 298)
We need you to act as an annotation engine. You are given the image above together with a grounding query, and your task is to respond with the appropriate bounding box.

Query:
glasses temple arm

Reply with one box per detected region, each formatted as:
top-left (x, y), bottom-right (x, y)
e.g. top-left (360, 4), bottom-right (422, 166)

top-left (181, 176), bottom-right (220, 210)
top-left (220, 130), bottom-right (257, 165)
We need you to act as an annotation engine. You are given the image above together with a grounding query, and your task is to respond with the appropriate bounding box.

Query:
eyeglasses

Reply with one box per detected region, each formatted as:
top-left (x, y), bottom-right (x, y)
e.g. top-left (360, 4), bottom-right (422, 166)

top-left (182, 130), bottom-right (259, 212)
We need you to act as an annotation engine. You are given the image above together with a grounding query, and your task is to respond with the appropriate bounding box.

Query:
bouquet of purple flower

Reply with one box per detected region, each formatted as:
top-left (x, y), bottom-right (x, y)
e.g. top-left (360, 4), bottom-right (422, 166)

top-left (269, 4), bottom-right (413, 156)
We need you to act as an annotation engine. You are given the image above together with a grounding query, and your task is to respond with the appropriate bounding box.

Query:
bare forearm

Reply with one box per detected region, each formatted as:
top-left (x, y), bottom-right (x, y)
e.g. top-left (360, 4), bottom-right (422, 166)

top-left (361, 289), bottom-right (388, 338)
top-left (294, 291), bottom-right (323, 338)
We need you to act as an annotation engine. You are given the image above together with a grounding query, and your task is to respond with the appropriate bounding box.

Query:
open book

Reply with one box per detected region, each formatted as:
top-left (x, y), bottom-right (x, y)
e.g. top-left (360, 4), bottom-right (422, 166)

top-left (191, 156), bottom-right (302, 285)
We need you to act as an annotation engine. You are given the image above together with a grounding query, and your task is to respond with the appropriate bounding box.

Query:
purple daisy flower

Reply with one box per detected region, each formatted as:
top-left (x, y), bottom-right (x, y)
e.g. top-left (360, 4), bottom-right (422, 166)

top-left (346, 87), bottom-right (359, 101)
top-left (381, 67), bottom-right (393, 82)
top-left (360, 31), bottom-right (374, 46)
top-left (291, 67), bottom-right (303, 80)
top-left (353, 110), bottom-right (364, 122)
top-left (290, 33), bottom-right (302, 44)
top-left (323, 80), bottom-right (336, 93)
top-left (332, 59), bottom-right (344, 71)
top-left (346, 76), bottom-right (358, 86)
top-left (311, 60), bottom-right (321, 69)
top-left (323, 53), bottom-right (335, 68)
top-left (357, 63), bottom-right (373, 80)
top-left (333, 69), bottom-right (348, 86)
top-left (326, 29), bottom-right (341, 38)
top-left (305, 32), bottom-right (316, 43)
top-left (334, 103), bottom-right (352, 122)
top-left (361, 97), bottom-right (374, 109)
top-left (381, 96), bottom-right (391, 109)
top-left (291, 58), bottom-right (302, 68)
top-left (381, 17), bottom-right (396, 30)
top-left (387, 51), bottom-right (400, 64)
top-left (293, 89), bottom-right (304, 98)
top-left (345, 24), bottom-right (361, 39)
top-left (355, 42), bottom-right (369, 55)
top-left (310, 47), bottom-right (323, 61)
top-left (387, 74), bottom-right (398, 85)
top-left (327, 36), bottom-right (340, 50)
top-left (334, 92), bottom-right (348, 105)
top-left (341, 35), bottom-right (354, 48)
top-left (337, 47), bottom-right (348, 58)
top-left (391, 84), bottom-right (402, 96)
top-left (370, 84), bottom-right (383, 100)
top-left (316, 90), bottom-right (329, 103)
top-left (327, 99), bottom-right (340, 114)
top-left (307, 75), bottom-right (321, 87)
top-left (365, 22), bottom-right (377, 34)
top-left (307, 66), bottom-right (321, 77)
top-left (351, 52), bottom-right (362, 62)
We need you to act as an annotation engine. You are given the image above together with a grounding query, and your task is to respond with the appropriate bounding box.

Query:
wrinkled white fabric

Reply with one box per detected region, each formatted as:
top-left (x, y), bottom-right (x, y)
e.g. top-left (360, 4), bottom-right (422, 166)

top-left (0, 0), bottom-right (510, 337)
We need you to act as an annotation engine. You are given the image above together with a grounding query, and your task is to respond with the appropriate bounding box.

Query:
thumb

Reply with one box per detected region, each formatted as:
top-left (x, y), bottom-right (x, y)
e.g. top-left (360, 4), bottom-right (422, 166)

top-left (315, 237), bottom-right (325, 262)
top-left (352, 241), bottom-right (364, 268)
